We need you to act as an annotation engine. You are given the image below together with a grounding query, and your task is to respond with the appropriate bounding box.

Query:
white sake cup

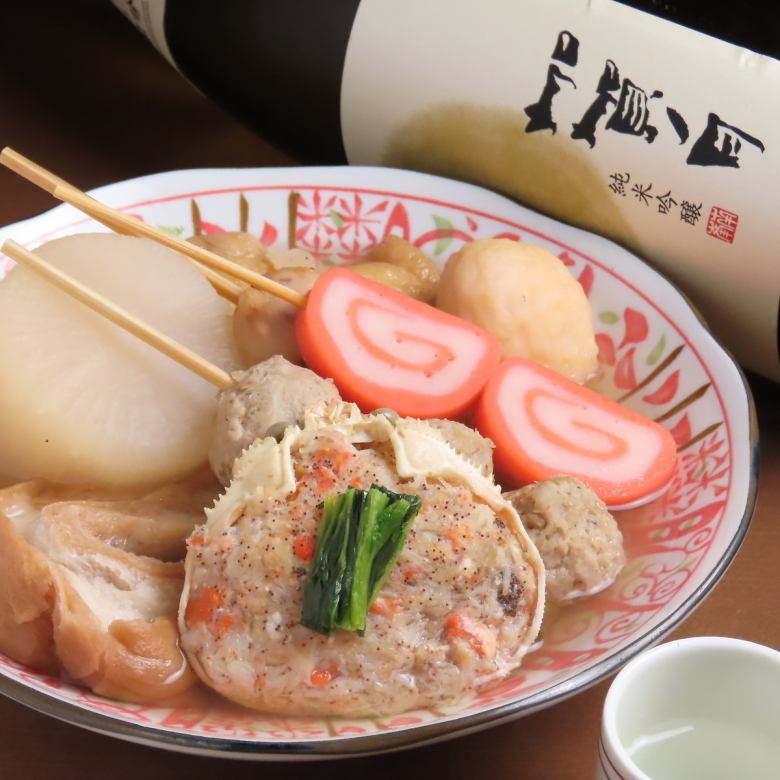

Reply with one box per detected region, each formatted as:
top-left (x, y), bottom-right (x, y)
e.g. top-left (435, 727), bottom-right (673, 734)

top-left (596, 636), bottom-right (780, 780)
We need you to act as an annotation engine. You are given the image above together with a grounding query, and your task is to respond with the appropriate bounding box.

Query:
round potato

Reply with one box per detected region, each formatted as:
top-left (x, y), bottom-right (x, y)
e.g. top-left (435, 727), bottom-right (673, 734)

top-left (436, 239), bottom-right (598, 383)
top-left (0, 233), bottom-right (240, 486)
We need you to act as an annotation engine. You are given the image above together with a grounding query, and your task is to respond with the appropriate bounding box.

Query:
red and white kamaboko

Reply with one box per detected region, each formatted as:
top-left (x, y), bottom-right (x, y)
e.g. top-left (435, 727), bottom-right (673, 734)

top-left (296, 268), bottom-right (500, 418)
top-left (474, 358), bottom-right (678, 508)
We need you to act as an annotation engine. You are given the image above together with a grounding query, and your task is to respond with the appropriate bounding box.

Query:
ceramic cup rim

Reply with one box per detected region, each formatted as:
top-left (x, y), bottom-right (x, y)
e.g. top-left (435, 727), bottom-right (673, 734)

top-left (601, 636), bottom-right (780, 779)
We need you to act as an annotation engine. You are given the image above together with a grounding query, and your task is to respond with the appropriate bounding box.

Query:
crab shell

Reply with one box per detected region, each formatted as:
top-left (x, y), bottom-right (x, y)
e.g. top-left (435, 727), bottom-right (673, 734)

top-left (180, 401), bottom-right (546, 685)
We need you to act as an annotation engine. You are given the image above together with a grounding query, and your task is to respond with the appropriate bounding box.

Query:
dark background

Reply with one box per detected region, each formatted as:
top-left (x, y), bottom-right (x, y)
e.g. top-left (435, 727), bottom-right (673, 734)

top-left (0, 2), bottom-right (777, 778)
top-left (0, 0), bottom-right (293, 225)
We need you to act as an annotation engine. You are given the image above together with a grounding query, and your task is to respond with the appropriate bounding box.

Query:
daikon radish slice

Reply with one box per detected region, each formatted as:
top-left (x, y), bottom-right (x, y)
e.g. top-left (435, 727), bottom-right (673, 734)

top-left (0, 233), bottom-right (239, 487)
top-left (296, 268), bottom-right (500, 418)
top-left (473, 358), bottom-right (677, 507)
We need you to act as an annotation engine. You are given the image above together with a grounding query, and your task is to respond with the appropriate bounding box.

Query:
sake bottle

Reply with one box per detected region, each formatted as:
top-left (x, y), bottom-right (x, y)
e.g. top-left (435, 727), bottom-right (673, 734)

top-left (112, 0), bottom-right (780, 382)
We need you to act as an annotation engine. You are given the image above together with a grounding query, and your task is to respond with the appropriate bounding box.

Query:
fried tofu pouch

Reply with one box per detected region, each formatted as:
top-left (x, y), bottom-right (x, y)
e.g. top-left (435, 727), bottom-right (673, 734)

top-left (0, 470), bottom-right (219, 703)
top-left (180, 402), bottom-right (545, 716)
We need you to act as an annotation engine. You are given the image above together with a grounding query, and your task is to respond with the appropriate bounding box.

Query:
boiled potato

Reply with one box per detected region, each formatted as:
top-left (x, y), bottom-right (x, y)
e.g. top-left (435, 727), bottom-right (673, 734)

top-left (0, 233), bottom-right (240, 486)
top-left (436, 239), bottom-right (598, 383)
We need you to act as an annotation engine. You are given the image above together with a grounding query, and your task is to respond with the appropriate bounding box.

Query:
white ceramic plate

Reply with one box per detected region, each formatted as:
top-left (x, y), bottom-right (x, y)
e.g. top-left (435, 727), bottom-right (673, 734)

top-left (0, 166), bottom-right (758, 759)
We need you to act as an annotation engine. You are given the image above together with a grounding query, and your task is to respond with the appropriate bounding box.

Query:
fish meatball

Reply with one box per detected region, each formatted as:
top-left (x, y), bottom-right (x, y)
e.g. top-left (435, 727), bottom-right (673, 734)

top-left (266, 247), bottom-right (317, 270)
top-left (436, 239), bottom-right (598, 384)
top-left (233, 266), bottom-right (319, 366)
top-left (358, 236), bottom-right (441, 303)
top-left (349, 261), bottom-right (431, 302)
top-left (187, 231), bottom-right (271, 284)
top-left (506, 476), bottom-right (625, 601)
top-left (208, 356), bottom-right (340, 485)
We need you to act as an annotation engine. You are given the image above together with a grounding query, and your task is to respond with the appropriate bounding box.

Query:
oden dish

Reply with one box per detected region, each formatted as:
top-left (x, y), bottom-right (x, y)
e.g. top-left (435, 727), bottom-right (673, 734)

top-left (181, 402), bottom-right (544, 716)
top-left (0, 166), bottom-right (755, 759)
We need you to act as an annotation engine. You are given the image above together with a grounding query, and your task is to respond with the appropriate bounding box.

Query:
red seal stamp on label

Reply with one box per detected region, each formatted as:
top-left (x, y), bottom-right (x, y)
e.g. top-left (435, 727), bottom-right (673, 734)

top-left (706, 206), bottom-right (739, 243)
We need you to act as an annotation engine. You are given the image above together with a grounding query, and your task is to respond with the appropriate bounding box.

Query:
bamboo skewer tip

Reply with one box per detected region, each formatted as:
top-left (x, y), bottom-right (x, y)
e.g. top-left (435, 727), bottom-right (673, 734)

top-left (0, 149), bottom-right (303, 308)
top-left (1, 147), bottom-right (66, 195)
top-left (0, 151), bottom-right (313, 387)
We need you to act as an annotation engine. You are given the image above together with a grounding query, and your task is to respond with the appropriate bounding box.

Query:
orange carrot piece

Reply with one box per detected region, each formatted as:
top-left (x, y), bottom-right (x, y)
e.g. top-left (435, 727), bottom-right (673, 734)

top-left (369, 596), bottom-right (402, 618)
top-left (315, 470), bottom-right (337, 495)
top-left (310, 670), bottom-right (332, 687)
top-left (444, 523), bottom-right (474, 553)
top-left (444, 611), bottom-right (471, 641)
top-left (314, 446), bottom-right (353, 474)
top-left (296, 268), bottom-right (500, 418)
top-left (443, 610), bottom-right (495, 658)
top-left (293, 533), bottom-right (316, 562)
top-left (473, 358), bottom-right (677, 507)
top-left (184, 586), bottom-right (223, 625)
top-left (211, 614), bottom-right (237, 639)
top-left (310, 660), bottom-right (339, 687)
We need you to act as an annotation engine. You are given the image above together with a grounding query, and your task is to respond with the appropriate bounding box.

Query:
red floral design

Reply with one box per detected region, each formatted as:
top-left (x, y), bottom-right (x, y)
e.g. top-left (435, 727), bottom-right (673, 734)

top-left (614, 347), bottom-right (638, 390)
top-left (471, 674), bottom-right (529, 707)
top-left (259, 221), bottom-right (278, 246)
top-left (331, 193), bottom-right (388, 259)
top-left (295, 190), bottom-right (339, 254)
top-left (75, 692), bottom-right (152, 722)
top-left (413, 226), bottom-right (474, 251)
top-left (521, 647), bottom-right (609, 671)
top-left (669, 414), bottom-right (692, 446)
top-left (578, 264), bottom-right (595, 296)
top-left (595, 333), bottom-right (617, 366)
top-left (679, 432), bottom-right (730, 498)
top-left (620, 308), bottom-right (649, 349)
top-left (382, 201), bottom-right (411, 240)
top-left (643, 370), bottom-right (680, 404)
top-left (559, 250), bottom-right (575, 267)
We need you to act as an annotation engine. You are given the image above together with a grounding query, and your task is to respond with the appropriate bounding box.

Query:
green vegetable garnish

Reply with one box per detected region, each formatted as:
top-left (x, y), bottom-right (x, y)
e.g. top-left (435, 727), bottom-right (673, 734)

top-left (300, 485), bottom-right (422, 635)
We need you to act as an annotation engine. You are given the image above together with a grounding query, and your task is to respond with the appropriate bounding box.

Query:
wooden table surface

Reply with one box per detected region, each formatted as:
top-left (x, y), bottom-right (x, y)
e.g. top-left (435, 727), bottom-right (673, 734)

top-left (0, 2), bottom-right (777, 778)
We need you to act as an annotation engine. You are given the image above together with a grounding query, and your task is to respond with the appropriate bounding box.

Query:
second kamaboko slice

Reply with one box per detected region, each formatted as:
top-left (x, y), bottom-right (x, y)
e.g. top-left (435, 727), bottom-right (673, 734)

top-left (474, 358), bottom-right (678, 508)
top-left (296, 268), bottom-right (501, 418)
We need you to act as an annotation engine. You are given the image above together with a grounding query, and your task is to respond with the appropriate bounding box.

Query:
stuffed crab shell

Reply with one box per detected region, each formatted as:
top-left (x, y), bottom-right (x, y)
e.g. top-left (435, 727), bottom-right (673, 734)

top-left (180, 403), bottom-right (545, 717)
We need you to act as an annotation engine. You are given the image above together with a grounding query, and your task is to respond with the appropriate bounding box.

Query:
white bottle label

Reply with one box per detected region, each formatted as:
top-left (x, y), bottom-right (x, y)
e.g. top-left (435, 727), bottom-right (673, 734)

top-left (342, 0), bottom-right (780, 380)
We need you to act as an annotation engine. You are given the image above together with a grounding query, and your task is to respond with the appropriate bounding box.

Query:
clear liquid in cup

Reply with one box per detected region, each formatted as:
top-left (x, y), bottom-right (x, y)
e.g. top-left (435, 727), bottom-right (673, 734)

top-left (627, 716), bottom-right (780, 780)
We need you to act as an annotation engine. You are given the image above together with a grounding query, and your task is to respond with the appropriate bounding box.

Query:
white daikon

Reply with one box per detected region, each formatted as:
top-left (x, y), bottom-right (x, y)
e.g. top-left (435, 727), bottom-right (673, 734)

top-left (0, 233), bottom-right (240, 486)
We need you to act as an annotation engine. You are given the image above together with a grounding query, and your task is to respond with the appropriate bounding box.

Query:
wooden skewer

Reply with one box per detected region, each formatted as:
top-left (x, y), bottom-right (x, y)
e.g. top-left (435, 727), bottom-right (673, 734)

top-left (0, 148), bottom-right (242, 304)
top-left (187, 261), bottom-right (241, 304)
top-left (0, 147), bottom-right (68, 194)
top-left (71, 195), bottom-right (241, 304)
top-left (2, 239), bottom-right (235, 391)
top-left (53, 184), bottom-right (306, 308)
